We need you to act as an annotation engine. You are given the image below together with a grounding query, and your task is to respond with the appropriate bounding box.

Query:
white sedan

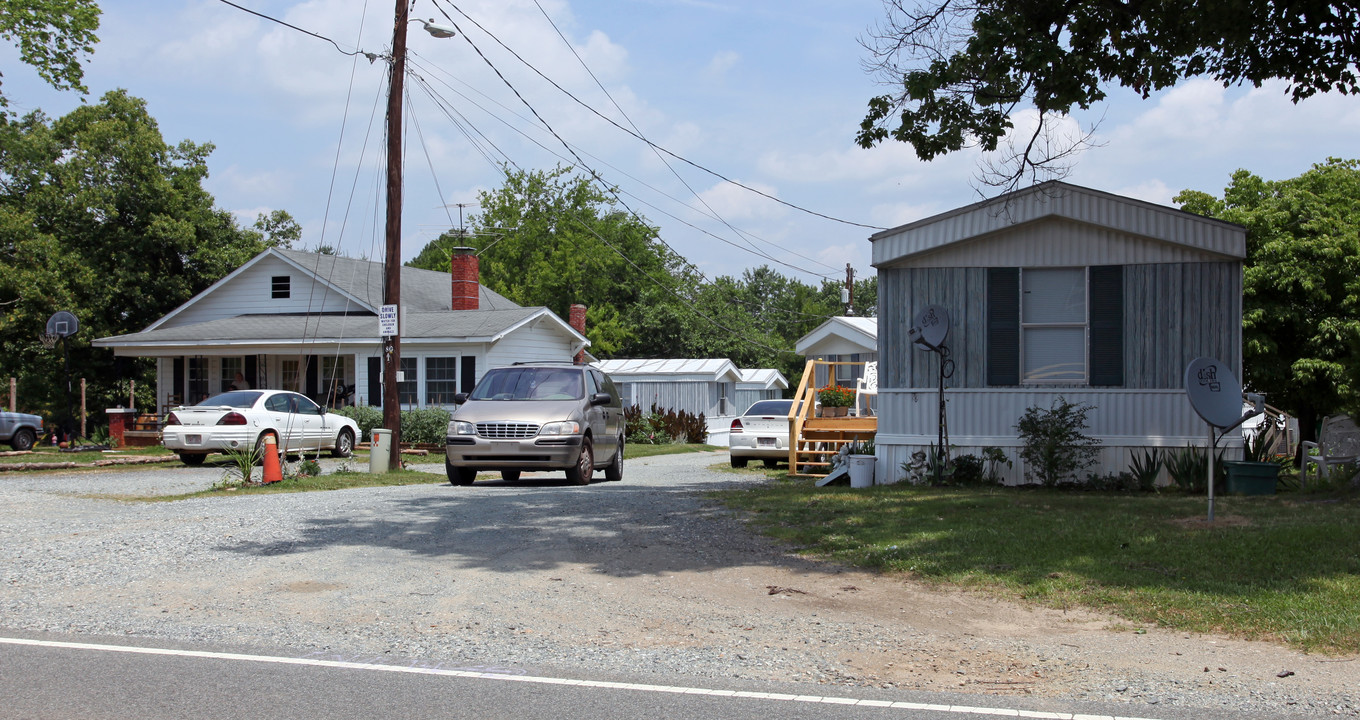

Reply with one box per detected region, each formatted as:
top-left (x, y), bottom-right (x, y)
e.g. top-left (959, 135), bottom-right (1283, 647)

top-left (162, 390), bottom-right (359, 466)
top-left (728, 399), bottom-right (795, 468)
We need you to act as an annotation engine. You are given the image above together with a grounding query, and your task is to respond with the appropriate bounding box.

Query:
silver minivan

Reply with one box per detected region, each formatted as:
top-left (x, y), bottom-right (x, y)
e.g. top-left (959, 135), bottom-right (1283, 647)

top-left (444, 363), bottom-right (624, 485)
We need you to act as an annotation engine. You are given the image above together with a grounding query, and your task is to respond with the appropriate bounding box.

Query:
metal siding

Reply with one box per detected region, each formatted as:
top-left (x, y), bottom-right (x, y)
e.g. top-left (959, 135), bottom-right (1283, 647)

top-left (872, 185), bottom-right (1245, 268)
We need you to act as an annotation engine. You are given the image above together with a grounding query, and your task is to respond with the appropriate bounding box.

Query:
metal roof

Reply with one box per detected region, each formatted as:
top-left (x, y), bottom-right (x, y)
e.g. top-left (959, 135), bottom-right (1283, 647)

top-left (737, 368), bottom-right (789, 390)
top-left (594, 358), bottom-right (743, 382)
top-left (870, 181), bottom-right (1246, 268)
top-left (794, 316), bottom-right (878, 355)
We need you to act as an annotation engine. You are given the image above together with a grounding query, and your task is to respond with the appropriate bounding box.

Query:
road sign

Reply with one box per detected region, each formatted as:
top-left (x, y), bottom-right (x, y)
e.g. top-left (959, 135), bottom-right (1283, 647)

top-left (379, 305), bottom-right (398, 337)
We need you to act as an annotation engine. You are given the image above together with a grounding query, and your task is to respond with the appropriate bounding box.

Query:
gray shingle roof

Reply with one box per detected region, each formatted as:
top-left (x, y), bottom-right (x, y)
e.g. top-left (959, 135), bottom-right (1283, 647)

top-left (275, 248), bottom-right (518, 311)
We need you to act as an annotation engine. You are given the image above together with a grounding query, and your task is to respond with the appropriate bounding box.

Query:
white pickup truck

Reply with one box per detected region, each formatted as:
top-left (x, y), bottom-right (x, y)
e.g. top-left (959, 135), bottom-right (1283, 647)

top-left (0, 411), bottom-right (43, 451)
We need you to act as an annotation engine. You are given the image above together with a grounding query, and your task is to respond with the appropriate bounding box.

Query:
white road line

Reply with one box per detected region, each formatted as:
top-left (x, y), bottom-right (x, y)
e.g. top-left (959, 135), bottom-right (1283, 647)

top-left (0, 636), bottom-right (1164, 720)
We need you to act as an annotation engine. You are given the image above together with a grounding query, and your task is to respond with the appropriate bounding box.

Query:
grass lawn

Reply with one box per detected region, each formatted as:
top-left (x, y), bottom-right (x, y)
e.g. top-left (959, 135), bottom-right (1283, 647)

top-left (1, 445), bottom-right (178, 466)
top-left (717, 475), bottom-right (1360, 654)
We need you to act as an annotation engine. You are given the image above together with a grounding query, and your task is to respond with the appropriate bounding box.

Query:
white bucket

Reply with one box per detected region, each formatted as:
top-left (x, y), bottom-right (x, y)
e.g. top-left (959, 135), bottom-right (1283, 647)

top-left (848, 454), bottom-right (875, 488)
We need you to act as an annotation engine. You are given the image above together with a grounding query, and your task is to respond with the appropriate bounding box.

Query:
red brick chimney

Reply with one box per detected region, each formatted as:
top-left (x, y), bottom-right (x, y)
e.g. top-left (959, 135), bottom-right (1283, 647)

top-left (450, 247), bottom-right (478, 310)
top-left (569, 303), bottom-right (586, 364)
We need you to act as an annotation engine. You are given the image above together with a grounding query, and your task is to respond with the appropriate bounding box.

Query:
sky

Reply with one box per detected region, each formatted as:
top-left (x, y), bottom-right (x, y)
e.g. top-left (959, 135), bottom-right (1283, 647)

top-left (6, 0), bottom-right (1360, 289)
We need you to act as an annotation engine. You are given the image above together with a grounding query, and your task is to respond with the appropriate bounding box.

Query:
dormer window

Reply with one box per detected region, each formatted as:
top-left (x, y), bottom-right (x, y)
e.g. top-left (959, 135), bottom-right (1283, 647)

top-left (272, 275), bottom-right (290, 299)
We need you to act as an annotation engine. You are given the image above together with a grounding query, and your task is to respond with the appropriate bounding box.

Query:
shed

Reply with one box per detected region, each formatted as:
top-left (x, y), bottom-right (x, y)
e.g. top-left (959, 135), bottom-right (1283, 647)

top-left (595, 358), bottom-right (743, 417)
top-left (870, 181), bottom-right (1246, 484)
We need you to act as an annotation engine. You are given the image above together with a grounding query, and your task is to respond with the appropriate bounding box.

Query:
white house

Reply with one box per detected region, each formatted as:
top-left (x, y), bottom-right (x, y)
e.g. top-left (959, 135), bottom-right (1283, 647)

top-left (869, 181), bottom-right (1246, 484)
top-left (595, 358), bottom-right (743, 417)
top-left (93, 248), bottom-right (589, 411)
top-left (795, 316), bottom-right (878, 390)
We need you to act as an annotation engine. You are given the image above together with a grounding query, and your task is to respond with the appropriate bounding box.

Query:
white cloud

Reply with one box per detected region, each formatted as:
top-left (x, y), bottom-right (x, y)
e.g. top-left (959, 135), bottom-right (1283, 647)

top-left (692, 179), bottom-right (788, 223)
top-left (706, 50), bottom-right (740, 76)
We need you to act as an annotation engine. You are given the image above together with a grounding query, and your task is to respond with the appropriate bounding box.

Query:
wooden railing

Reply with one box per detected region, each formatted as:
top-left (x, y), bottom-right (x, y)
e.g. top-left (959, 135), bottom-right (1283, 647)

top-left (787, 359), bottom-right (876, 475)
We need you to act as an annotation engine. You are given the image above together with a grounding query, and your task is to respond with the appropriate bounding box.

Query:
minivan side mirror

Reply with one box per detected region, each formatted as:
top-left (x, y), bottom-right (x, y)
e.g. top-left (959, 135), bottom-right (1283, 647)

top-left (590, 392), bottom-right (612, 406)
top-left (453, 392), bottom-right (469, 405)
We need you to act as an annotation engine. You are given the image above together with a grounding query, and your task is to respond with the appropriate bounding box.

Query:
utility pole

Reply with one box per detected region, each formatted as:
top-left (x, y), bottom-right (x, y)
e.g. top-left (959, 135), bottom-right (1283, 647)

top-left (844, 263), bottom-right (855, 316)
top-left (382, 0), bottom-right (409, 471)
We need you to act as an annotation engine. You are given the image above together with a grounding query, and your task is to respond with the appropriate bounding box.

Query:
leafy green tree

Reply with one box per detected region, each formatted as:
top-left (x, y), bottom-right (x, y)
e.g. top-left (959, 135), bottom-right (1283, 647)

top-left (1175, 159), bottom-right (1360, 441)
top-left (1, 0), bottom-right (101, 108)
top-left (409, 166), bottom-right (689, 356)
top-left (0, 89), bottom-right (266, 422)
top-left (858, 0), bottom-right (1360, 188)
top-left (250, 208), bottom-right (301, 248)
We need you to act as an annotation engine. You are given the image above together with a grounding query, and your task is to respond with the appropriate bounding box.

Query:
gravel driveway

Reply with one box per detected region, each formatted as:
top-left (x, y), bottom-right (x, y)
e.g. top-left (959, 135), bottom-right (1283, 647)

top-left (1, 452), bottom-right (1355, 718)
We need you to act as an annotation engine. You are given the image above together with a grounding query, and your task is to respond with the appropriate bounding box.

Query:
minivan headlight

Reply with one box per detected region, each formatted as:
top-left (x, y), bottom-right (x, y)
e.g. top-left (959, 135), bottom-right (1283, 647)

top-left (539, 420), bottom-right (581, 436)
top-left (451, 421), bottom-right (476, 435)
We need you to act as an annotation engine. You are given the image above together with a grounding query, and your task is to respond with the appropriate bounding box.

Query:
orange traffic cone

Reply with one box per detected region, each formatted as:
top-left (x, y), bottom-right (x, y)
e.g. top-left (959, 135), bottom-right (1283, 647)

top-left (261, 433), bottom-right (283, 484)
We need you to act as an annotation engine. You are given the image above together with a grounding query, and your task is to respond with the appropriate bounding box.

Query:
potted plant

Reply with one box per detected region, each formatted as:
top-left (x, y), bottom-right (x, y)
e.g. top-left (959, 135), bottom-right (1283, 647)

top-left (1224, 426), bottom-right (1280, 495)
top-left (817, 384), bottom-right (854, 416)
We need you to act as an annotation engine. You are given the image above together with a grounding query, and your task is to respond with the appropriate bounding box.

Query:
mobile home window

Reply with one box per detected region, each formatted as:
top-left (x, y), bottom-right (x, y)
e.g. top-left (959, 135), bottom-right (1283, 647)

top-left (1021, 268), bottom-right (1086, 383)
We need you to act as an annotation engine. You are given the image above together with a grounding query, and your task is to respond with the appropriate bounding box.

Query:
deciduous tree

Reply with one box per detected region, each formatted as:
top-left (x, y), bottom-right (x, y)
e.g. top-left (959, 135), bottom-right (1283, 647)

top-left (859, 0), bottom-right (1360, 189)
top-left (0, 0), bottom-right (101, 108)
top-left (1175, 159), bottom-right (1360, 441)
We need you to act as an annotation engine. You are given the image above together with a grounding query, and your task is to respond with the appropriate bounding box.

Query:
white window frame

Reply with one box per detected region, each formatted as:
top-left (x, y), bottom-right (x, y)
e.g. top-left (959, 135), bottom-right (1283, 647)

top-left (425, 355), bottom-right (460, 406)
top-left (1020, 267), bottom-right (1089, 385)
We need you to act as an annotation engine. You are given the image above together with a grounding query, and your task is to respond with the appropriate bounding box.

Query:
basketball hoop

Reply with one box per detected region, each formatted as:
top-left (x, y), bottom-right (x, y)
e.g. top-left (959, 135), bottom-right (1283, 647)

top-left (40, 332), bottom-right (60, 350)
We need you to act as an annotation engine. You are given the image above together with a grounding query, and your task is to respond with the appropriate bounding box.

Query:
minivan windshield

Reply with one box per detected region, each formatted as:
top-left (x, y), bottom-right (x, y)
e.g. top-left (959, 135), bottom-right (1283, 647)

top-left (469, 368), bottom-right (584, 401)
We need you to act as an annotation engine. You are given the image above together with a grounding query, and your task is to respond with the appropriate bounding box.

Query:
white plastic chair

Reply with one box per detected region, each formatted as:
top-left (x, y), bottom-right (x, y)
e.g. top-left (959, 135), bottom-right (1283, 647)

top-left (854, 361), bottom-right (878, 417)
top-left (1301, 414), bottom-right (1360, 485)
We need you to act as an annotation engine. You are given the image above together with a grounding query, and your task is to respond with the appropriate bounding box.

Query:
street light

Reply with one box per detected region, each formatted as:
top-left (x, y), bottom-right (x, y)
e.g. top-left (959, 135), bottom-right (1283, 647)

top-left (381, 4), bottom-right (455, 471)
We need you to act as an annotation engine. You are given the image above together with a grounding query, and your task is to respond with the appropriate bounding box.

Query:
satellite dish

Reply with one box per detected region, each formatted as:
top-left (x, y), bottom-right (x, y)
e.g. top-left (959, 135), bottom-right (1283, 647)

top-left (45, 311), bottom-right (79, 338)
top-left (1184, 357), bottom-right (1243, 429)
top-left (909, 305), bottom-right (950, 351)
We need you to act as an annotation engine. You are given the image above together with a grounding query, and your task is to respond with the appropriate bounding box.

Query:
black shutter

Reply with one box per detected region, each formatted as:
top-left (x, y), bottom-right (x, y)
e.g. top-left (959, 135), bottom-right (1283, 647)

top-left (987, 268), bottom-right (1020, 386)
top-left (460, 356), bottom-right (477, 393)
top-left (305, 355), bottom-right (319, 399)
top-left (244, 355), bottom-right (258, 388)
top-left (368, 357), bottom-right (382, 406)
top-left (172, 358), bottom-right (185, 402)
top-left (1089, 265), bottom-right (1124, 386)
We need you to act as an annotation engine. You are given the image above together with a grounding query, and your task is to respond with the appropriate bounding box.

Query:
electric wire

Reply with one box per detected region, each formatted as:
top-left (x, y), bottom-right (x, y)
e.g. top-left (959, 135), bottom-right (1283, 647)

top-left (435, 0), bottom-right (885, 232)
top-left (215, 0), bottom-right (372, 58)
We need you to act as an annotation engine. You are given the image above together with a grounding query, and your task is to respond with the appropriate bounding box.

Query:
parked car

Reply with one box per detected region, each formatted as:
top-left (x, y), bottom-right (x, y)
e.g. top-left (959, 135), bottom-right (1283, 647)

top-left (162, 390), bottom-right (358, 466)
top-left (728, 399), bottom-right (795, 468)
top-left (0, 410), bottom-right (43, 451)
top-left (444, 362), bottom-right (624, 485)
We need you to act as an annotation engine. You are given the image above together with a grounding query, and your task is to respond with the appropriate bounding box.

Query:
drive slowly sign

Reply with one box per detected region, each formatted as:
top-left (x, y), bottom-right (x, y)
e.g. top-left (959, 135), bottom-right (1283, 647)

top-left (379, 305), bottom-right (398, 337)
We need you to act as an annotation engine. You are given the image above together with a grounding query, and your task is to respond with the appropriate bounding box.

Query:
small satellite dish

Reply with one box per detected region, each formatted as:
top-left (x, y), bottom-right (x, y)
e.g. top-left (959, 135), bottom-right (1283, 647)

top-left (45, 311), bottom-right (79, 338)
top-left (909, 305), bottom-right (950, 351)
top-left (1184, 357), bottom-right (1243, 428)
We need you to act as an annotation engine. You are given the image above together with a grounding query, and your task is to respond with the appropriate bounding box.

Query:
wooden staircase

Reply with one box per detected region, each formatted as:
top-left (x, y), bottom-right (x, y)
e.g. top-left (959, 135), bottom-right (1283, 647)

top-left (787, 360), bottom-right (876, 477)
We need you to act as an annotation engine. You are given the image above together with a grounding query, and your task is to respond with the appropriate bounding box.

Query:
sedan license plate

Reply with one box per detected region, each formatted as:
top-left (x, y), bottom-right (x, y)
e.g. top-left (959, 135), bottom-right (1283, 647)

top-left (185, 434), bottom-right (202, 445)
top-left (757, 437), bottom-right (776, 447)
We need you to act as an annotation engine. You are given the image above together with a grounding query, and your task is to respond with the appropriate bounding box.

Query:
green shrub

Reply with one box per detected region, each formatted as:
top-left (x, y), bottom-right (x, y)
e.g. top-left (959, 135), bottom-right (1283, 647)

top-left (1166, 445), bottom-right (1226, 493)
top-left (1128, 448), bottom-right (1163, 492)
top-left (401, 407), bottom-right (452, 445)
top-left (624, 404), bottom-right (706, 444)
top-left (1015, 397), bottom-right (1101, 486)
top-left (334, 405), bottom-right (382, 442)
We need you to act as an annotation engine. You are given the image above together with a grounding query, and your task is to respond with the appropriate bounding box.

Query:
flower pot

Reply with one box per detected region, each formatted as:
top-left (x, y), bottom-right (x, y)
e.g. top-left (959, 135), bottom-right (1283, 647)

top-left (1223, 460), bottom-right (1279, 495)
top-left (848, 454), bottom-right (875, 488)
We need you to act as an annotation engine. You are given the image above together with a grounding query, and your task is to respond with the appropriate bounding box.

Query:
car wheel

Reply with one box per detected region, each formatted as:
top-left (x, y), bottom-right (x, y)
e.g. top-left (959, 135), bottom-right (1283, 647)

top-left (446, 460), bottom-right (476, 486)
top-left (730, 456), bottom-right (748, 468)
top-left (566, 438), bottom-right (593, 485)
top-left (179, 452), bottom-right (207, 466)
top-left (10, 427), bottom-right (35, 451)
top-left (331, 428), bottom-right (354, 458)
top-left (762, 458), bottom-right (779, 469)
top-left (500, 469), bottom-right (521, 482)
top-left (254, 432), bottom-right (278, 465)
top-left (604, 436), bottom-right (623, 482)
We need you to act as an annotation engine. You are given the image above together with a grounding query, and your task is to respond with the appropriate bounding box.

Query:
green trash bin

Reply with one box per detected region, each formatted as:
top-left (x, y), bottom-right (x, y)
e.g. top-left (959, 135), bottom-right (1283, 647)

top-left (1223, 461), bottom-right (1279, 495)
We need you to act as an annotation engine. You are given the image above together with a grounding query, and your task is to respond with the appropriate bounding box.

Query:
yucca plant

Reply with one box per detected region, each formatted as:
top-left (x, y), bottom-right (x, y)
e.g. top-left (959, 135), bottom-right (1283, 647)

top-left (1128, 447), bottom-right (1163, 492)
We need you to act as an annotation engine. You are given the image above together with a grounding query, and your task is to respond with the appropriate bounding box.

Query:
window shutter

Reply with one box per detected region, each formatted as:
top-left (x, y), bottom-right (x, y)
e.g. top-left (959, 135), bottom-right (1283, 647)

top-left (460, 356), bottom-right (477, 394)
top-left (173, 358), bottom-right (185, 402)
top-left (368, 356), bottom-right (382, 406)
top-left (305, 355), bottom-right (319, 399)
top-left (1089, 265), bottom-right (1124, 386)
top-left (987, 268), bottom-right (1020, 386)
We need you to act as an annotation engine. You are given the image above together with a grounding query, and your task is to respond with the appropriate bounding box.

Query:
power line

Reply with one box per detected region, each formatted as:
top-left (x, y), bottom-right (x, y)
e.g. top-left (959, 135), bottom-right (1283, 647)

top-left (215, 0), bottom-right (375, 59)
top-left (436, 0), bottom-right (886, 232)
